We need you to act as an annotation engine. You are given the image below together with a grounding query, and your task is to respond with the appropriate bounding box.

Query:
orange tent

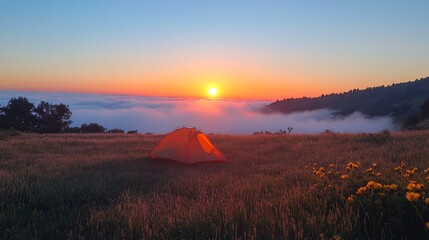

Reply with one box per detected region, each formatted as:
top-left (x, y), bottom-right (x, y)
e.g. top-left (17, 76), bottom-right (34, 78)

top-left (151, 127), bottom-right (227, 164)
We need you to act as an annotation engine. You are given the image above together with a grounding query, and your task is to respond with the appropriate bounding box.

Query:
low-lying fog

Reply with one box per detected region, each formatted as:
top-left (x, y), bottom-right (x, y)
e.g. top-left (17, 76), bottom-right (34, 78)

top-left (0, 91), bottom-right (399, 134)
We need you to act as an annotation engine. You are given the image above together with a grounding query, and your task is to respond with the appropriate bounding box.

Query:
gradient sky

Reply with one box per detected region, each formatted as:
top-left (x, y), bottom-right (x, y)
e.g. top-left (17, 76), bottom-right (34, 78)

top-left (1, 1), bottom-right (428, 100)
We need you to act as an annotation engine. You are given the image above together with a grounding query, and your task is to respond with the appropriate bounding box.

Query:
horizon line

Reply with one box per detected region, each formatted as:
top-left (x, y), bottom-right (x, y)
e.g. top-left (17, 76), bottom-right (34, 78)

top-left (0, 75), bottom-right (427, 102)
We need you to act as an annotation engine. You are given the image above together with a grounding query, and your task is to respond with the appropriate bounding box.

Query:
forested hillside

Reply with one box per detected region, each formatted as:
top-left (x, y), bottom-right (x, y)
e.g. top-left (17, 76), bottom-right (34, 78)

top-left (264, 77), bottom-right (429, 126)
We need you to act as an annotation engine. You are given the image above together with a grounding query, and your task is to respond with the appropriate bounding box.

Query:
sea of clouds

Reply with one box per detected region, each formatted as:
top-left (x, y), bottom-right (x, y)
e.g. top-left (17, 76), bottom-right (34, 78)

top-left (0, 91), bottom-right (399, 134)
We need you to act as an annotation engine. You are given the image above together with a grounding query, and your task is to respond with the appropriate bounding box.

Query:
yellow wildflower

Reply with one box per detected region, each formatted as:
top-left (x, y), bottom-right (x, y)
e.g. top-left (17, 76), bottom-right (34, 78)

top-left (426, 222), bottom-right (429, 229)
top-left (340, 174), bottom-right (348, 180)
top-left (405, 192), bottom-right (420, 202)
top-left (304, 165), bottom-right (308, 169)
top-left (382, 184), bottom-right (398, 191)
top-left (375, 172), bottom-right (382, 177)
top-left (367, 181), bottom-right (375, 188)
top-left (374, 183), bottom-right (382, 190)
top-left (347, 195), bottom-right (355, 204)
top-left (357, 186), bottom-right (367, 195)
top-left (394, 167), bottom-right (401, 172)
top-left (366, 181), bottom-right (382, 190)
top-left (424, 168), bottom-right (429, 174)
top-left (329, 164), bottom-right (334, 168)
top-left (315, 170), bottom-right (326, 179)
top-left (366, 167), bottom-right (373, 173)
top-left (372, 163), bottom-right (377, 168)
top-left (406, 168), bottom-right (418, 176)
top-left (406, 181), bottom-right (424, 192)
top-left (347, 162), bottom-right (360, 170)
top-left (425, 198), bottom-right (429, 206)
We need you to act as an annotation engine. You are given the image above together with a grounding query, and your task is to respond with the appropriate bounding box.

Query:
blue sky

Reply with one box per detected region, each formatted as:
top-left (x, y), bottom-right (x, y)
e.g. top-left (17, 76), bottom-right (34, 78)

top-left (1, 1), bottom-right (428, 99)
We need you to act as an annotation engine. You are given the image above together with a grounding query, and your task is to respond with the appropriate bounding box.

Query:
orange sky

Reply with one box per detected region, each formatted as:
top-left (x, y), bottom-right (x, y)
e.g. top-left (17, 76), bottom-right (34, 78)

top-left (1, 58), bottom-right (426, 100)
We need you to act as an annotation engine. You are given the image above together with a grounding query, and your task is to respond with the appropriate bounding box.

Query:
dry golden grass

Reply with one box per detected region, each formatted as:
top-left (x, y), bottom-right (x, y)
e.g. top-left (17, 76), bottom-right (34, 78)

top-left (1, 130), bottom-right (429, 239)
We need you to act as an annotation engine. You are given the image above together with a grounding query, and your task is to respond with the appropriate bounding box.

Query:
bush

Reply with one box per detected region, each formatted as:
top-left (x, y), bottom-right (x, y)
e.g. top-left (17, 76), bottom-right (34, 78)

top-left (108, 128), bottom-right (125, 134)
top-left (80, 123), bottom-right (106, 133)
top-left (0, 129), bottom-right (20, 141)
top-left (323, 129), bottom-right (336, 135)
top-left (360, 129), bottom-right (390, 144)
top-left (64, 127), bottom-right (81, 133)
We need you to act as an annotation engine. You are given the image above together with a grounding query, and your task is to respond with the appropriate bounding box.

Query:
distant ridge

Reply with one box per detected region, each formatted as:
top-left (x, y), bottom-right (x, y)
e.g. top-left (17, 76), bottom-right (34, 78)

top-left (263, 77), bottom-right (429, 125)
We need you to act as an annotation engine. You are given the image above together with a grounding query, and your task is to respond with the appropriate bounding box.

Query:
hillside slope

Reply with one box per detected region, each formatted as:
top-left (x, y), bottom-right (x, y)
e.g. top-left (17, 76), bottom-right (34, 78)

top-left (264, 77), bottom-right (429, 124)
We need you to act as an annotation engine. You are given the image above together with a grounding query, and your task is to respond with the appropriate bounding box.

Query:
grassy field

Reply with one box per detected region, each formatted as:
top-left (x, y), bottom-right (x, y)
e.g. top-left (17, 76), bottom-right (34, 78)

top-left (1, 130), bottom-right (429, 239)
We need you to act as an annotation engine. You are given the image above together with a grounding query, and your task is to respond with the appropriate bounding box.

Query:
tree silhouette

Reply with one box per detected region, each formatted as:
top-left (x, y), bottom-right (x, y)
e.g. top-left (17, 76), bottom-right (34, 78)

top-left (34, 101), bottom-right (72, 133)
top-left (420, 98), bottom-right (429, 119)
top-left (403, 113), bottom-right (422, 128)
top-left (0, 97), bottom-right (36, 131)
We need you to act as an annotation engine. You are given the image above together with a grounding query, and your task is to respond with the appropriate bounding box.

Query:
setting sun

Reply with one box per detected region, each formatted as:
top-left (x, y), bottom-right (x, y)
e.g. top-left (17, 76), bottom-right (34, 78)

top-left (208, 87), bottom-right (218, 97)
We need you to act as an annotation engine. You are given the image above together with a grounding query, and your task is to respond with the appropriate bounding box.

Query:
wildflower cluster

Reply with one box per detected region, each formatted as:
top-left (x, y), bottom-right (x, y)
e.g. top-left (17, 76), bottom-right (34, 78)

top-left (364, 163), bottom-right (382, 177)
top-left (308, 163), bottom-right (336, 179)
top-left (403, 180), bottom-right (426, 202)
top-left (356, 181), bottom-right (378, 194)
top-left (305, 160), bottom-right (429, 234)
top-left (346, 161), bottom-right (360, 171)
top-left (395, 162), bottom-right (427, 204)
top-left (405, 167), bottom-right (419, 178)
top-left (394, 161), bottom-right (421, 179)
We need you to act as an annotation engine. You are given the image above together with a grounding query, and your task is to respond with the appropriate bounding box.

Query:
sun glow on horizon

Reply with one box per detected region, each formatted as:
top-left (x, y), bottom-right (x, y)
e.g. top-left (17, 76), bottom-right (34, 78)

top-left (208, 87), bottom-right (218, 97)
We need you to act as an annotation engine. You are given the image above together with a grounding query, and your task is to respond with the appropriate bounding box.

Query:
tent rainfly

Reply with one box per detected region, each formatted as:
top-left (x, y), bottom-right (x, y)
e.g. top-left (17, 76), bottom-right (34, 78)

top-left (151, 127), bottom-right (227, 164)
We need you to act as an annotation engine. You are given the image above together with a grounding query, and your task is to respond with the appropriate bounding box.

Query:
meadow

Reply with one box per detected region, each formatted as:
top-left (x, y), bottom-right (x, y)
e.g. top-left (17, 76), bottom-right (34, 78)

top-left (1, 130), bottom-right (429, 239)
